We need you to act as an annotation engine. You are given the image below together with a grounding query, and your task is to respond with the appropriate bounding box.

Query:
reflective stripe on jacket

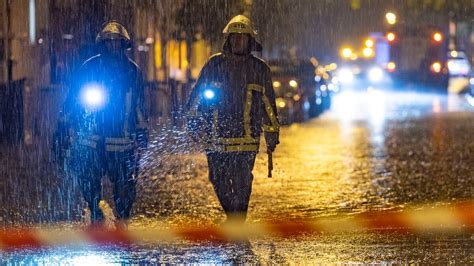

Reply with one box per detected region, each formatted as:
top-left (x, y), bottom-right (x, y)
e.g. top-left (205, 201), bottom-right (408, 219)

top-left (186, 52), bottom-right (279, 152)
top-left (62, 54), bottom-right (148, 152)
top-left (77, 134), bottom-right (135, 152)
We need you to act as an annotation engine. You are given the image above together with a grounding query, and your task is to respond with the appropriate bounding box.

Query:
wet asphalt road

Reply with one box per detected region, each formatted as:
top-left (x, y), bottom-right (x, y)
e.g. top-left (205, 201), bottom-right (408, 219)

top-left (1, 88), bottom-right (474, 264)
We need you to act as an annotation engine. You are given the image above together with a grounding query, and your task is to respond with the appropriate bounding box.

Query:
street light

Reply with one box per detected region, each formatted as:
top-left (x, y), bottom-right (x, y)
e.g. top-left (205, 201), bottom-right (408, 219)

top-left (365, 39), bottom-right (374, 48)
top-left (341, 47), bottom-right (353, 59)
top-left (431, 62), bottom-right (442, 73)
top-left (387, 62), bottom-right (396, 72)
top-left (432, 32), bottom-right (443, 43)
top-left (386, 32), bottom-right (396, 42)
top-left (385, 12), bottom-right (397, 25)
top-left (363, 47), bottom-right (374, 57)
top-left (289, 80), bottom-right (298, 88)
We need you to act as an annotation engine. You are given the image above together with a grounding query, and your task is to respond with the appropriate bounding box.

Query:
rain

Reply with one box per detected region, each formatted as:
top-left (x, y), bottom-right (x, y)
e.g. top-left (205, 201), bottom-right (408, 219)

top-left (0, 0), bottom-right (473, 264)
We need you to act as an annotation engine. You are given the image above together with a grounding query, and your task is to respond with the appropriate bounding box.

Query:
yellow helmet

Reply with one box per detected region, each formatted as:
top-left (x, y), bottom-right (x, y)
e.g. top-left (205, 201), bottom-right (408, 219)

top-left (222, 15), bottom-right (262, 52)
top-left (96, 21), bottom-right (131, 44)
top-left (222, 15), bottom-right (257, 37)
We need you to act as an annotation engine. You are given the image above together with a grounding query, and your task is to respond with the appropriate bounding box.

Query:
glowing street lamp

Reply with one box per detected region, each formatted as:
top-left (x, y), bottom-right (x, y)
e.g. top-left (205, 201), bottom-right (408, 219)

top-left (431, 62), bottom-right (442, 73)
top-left (364, 39), bottom-right (374, 48)
top-left (341, 47), bottom-right (353, 59)
top-left (385, 12), bottom-right (397, 25)
top-left (386, 32), bottom-right (396, 42)
top-left (363, 47), bottom-right (374, 58)
top-left (432, 32), bottom-right (443, 43)
top-left (289, 80), bottom-right (298, 88)
top-left (387, 62), bottom-right (396, 72)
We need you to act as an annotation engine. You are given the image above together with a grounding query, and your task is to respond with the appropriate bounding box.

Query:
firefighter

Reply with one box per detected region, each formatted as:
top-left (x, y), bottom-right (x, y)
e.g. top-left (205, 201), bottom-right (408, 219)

top-left (186, 15), bottom-right (280, 222)
top-left (55, 21), bottom-right (148, 228)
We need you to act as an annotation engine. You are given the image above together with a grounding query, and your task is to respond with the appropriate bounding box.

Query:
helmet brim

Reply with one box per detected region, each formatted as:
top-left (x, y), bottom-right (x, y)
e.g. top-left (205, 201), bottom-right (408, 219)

top-left (222, 34), bottom-right (262, 53)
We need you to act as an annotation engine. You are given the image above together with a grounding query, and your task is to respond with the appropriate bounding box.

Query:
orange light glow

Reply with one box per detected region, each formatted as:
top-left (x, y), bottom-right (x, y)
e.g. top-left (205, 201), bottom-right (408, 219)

top-left (431, 62), bottom-right (442, 73)
top-left (387, 62), bottom-right (396, 72)
top-left (387, 32), bottom-right (396, 42)
top-left (433, 32), bottom-right (443, 43)
top-left (365, 39), bottom-right (374, 48)
top-left (362, 47), bottom-right (374, 57)
top-left (341, 47), bottom-right (353, 58)
top-left (385, 12), bottom-right (397, 25)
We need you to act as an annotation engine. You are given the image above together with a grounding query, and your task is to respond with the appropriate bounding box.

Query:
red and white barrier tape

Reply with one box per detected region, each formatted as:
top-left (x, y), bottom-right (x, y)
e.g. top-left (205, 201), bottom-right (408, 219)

top-left (0, 201), bottom-right (472, 251)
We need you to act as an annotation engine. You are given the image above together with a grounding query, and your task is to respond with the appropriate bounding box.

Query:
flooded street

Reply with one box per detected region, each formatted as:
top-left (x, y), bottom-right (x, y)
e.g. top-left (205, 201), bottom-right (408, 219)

top-left (2, 88), bottom-right (473, 264)
top-left (136, 89), bottom-right (474, 224)
top-left (0, 0), bottom-right (472, 264)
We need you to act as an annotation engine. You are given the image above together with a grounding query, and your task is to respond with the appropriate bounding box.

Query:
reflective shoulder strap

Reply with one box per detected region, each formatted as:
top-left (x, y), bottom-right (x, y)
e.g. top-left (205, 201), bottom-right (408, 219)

top-left (123, 91), bottom-right (132, 135)
top-left (247, 83), bottom-right (279, 133)
top-left (262, 94), bottom-right (279, 133)
top-left (244, 83), bottom-right (267, 136)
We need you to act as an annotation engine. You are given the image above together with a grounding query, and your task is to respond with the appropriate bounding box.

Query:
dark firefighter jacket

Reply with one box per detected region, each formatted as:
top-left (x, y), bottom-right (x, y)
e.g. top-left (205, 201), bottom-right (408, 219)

top-left (62, 55), bottom-right (148, 152)
top-left (186, 52), bottom-right (279, 153)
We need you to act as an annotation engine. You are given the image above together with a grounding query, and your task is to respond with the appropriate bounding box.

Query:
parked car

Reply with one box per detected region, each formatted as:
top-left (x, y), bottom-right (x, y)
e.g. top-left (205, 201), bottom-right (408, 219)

top-left (312, 64), bottom-right (336, 116)
top-left (271, 76), bottom-right (304, 125)
top-left (269, 59), bottom-right (332, 124)
top-left (447, 50), bottom-right (471, 78)
top-left (447, 50), bottom-right (472, 94)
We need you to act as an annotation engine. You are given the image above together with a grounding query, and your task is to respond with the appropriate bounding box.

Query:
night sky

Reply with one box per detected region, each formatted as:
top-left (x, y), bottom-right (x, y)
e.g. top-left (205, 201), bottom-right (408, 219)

top-left (247, 0), bottom-right (458, 61)
top-left (252, 0), bottom-right (396, 60)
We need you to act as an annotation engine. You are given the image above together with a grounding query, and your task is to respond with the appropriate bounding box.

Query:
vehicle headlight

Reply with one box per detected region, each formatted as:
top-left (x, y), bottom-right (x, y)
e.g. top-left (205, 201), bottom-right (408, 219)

top-left (289, 80), bottom-right (298, 88)
top-left (81, 83), bottom-right (106, 109)
top-left (368, 67), bottom-right (384, 82)
top-left (430, 62), bottom-right (442, 73)
top-left (338, 68), bottom-right (354, 84)
top-left (276, 98), bottom-right (286, 108)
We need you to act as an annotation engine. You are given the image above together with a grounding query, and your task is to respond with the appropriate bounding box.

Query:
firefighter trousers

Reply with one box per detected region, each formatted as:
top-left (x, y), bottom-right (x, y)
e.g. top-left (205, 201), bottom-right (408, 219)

top-left (206, 152), bottom-right (257, 221)
top-left (69, 145), bottom-right (137, 223)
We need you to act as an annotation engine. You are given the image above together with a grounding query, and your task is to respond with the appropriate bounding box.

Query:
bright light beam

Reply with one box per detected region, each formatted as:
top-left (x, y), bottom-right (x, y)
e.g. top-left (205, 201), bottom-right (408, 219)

top-left (81, 83), bottom-right (106, 109)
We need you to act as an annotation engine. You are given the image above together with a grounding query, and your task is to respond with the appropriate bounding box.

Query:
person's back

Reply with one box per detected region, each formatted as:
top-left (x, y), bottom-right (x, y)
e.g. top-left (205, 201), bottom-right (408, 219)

top-left (190, 52), bottom-right (274, 141)
top-left (186, 15), bottom-right (279, 222)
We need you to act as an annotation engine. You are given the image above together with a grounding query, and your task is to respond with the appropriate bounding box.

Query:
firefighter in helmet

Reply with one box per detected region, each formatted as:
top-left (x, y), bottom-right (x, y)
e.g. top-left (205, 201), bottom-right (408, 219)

top-left (55, 21), bottom-right (148, 228)
top-left (186, 15), bottom-right (280, 222)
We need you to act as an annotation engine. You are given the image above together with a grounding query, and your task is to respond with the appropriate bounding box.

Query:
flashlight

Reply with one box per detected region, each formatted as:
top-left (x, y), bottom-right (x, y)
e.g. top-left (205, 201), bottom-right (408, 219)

top-left (204, 89), bottom-right (215, 100)
top-left (81, 83), bottom-right (106, 109)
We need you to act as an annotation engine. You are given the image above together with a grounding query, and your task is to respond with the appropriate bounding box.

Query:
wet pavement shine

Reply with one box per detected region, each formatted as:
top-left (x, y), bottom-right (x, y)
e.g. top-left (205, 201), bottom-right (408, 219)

top-left (1, 88), bottom-right (473, 264)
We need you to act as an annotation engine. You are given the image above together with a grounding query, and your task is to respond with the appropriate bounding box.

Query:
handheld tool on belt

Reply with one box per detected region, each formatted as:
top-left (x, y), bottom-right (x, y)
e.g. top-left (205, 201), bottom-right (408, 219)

top-left (267, 148), bottom-right (273, 178)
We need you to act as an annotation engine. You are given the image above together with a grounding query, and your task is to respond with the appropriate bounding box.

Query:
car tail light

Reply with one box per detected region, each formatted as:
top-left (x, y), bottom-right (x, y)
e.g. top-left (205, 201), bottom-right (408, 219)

top-left (430, 62), bottom-right (442, 73)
